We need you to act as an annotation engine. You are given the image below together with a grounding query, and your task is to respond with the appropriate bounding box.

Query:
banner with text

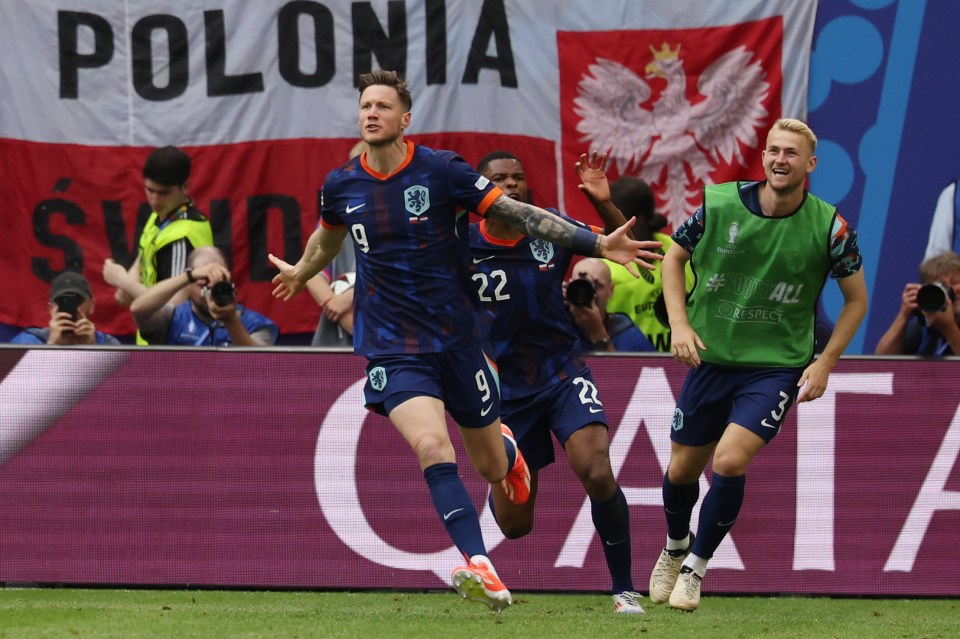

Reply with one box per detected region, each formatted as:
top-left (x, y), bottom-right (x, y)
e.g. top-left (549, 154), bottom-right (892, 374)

top-left (0, 1), bottom-right (815, 336)
top-left (1, 349), bottom-right (956, 596)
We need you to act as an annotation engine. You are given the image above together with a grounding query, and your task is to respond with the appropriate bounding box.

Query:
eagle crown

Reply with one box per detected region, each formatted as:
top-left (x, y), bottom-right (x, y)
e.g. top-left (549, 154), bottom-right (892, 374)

top-left (645, 42), bottom-right (681, 76)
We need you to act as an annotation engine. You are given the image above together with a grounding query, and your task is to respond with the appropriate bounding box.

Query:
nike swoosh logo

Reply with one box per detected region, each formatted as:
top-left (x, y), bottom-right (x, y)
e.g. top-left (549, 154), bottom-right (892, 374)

top-left (443, 508), bottom-right (464, 521)
top-left (472, 256), bottom-right (495, 264)
top-left (717, 519), bottom-right (737, 527)
top-left (480, 404), bottom-right (493, 416)
top-left (605, 539), bottom-right (628, 546)
top-left (588, 407), bottom-right (603, 414)
top-left (345, 203), bottom-right (366, 213)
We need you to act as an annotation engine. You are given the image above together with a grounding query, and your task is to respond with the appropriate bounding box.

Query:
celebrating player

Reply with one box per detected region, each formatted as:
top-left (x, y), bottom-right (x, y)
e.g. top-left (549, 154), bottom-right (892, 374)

top-left (269, 70), bottom-right (658, 612)
top-left (469, 149), bottom-right (661, 614)
top-left (649, 118), bottom-right (867, 611)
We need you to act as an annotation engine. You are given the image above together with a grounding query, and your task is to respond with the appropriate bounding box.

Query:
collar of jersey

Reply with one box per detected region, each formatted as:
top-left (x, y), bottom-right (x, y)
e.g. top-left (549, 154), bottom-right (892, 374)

top-left (479, 219), bottom-right (523, 247)
top-left (360, 141), bottom-right (415, 180)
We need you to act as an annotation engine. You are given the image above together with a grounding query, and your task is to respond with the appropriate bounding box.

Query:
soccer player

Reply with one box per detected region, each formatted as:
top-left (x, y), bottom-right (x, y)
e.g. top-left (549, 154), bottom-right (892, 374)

top-left (269, 70), bottom-right (656, 612)
top-left (649, 118), bottom-right (867, 611)
top-left (469, 149), bottom-right (660, 614)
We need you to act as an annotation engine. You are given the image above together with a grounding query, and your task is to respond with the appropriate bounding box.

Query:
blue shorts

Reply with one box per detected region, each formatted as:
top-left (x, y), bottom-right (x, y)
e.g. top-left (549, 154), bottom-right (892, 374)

top-left (363, 346), bottom-right (501, 428)
top-left (500, 368), bottom-right (608, 471)
top-left (671, 362), bottom-right (803, 446)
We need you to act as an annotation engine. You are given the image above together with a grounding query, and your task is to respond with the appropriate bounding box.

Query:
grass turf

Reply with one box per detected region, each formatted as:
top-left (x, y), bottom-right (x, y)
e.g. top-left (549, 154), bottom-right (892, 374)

top-left (0, 588), bottom-right (956, 639)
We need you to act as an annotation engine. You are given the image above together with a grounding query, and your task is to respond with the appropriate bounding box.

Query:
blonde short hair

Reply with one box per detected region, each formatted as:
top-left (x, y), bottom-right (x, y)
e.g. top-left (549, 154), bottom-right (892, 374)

top-left (920, 250), bottom-right (960, 284)
top-left (769, 118), bottom-right (817, 153)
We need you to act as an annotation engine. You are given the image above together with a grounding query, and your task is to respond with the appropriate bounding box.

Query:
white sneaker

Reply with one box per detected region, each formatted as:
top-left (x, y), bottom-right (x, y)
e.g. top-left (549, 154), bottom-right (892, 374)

top-left (612, 591), bottom-right (645, 614)
top-left (668, 567), bottom-right (702, 611)
top-left (648, 533), bottom-right (694, 604)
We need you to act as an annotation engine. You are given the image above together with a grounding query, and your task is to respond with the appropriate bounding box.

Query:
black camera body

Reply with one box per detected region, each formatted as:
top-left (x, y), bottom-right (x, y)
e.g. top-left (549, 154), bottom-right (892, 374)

top-left (205, 281), bottom-right (237, 306)
top-left (917, 281), bottom-right (956, 313)
top-left (566, 278), bottom-right (596, 308)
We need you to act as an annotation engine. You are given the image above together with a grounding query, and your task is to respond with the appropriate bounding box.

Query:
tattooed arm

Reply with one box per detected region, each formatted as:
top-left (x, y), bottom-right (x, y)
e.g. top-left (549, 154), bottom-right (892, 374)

top-left (485, 194), bottom-right (661, 270)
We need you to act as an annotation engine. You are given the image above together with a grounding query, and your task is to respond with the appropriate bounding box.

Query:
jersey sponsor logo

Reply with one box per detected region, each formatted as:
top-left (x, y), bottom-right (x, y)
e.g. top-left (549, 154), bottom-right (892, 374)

top-left (368, 366), bottom-right (387, 392)
top-left (474, 176), bottom-right (490, 190)
top-left (716, 301), bottom-right (784, 325)
top-left (404, 185), bottom-right (430, 218)
top-left (345, 202), bottom-right (366, 214)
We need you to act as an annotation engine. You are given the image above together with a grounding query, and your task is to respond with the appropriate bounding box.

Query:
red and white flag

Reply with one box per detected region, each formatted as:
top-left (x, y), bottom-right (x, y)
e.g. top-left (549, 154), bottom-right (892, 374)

top-left (0, 1), bottom-right (816, 336)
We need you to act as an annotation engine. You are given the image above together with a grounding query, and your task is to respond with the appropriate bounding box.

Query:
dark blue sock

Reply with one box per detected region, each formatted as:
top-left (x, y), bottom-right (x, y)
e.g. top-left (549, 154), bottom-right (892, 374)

top-left (487, 491), bottom-right (500, 526)
top-left (591, 486), bottom-right (633, 593)
top-left (502, 429), bottom-right (518, 470)
top-left (424, 462), bottom-right (486, 558)
top-left (663, 473), bottom-right (699, 541)
top-left (691, 473), bottom-right (746, 560)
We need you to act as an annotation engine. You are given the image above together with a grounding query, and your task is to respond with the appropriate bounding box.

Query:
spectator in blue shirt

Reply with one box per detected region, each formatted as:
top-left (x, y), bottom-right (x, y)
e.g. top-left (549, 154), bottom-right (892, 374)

top-left (567, 258), bottom-right (656, 352)
top-left (130, 246), bottom-right (278, 347)
top-left (11, 271), bottom-right (120, 346)
top-left (875, 250), bottom-right (960, 356)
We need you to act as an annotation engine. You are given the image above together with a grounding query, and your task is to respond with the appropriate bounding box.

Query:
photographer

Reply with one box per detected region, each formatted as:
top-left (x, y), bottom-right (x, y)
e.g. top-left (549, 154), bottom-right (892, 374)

top-left (130, 246), bottom-right (278, 347)
top-left (10, 271), bottom-right (120, 346)
top-left (566, 258), bottom-right (655, 353)
top-left (875, 250), bottom-right (960, 356)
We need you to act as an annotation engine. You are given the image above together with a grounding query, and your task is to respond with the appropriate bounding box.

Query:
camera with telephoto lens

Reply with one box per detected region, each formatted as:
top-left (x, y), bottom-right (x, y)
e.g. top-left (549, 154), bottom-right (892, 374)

top-left (916, 281), bottom-right (955, 313)
top-left (204, 281), bottom-right (236, 306)
top-left (566, 277), bottom-right (597, 308)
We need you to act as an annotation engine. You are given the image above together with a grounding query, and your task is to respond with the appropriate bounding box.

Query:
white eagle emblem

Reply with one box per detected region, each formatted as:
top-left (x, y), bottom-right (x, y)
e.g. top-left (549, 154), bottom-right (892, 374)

top-left (573, 43), bottom-right (769, 228)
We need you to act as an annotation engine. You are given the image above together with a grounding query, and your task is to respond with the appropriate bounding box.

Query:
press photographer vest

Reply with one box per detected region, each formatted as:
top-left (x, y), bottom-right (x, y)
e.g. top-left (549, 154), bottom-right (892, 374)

top-left (604, 232), bottom-right (693, 352)
top-left (138, 203), bottom-right (213, 287)
top-left (687, 182), bottom-right (835, 367)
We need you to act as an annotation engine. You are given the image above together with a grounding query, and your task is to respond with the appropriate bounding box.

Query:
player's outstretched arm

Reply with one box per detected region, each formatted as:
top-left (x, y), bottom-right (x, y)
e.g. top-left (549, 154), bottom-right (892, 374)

top-left (574, 150), bottom-right (635, 239)
top-left (486, 194), bottom-right (661, 271)
top-left (269, 226), bottom-right (348, 301)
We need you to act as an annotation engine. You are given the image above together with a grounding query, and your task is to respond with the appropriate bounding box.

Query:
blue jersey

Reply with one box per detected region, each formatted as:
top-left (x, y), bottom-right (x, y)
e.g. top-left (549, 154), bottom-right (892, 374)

top-left (321, 142), bottom-right (501, 357)
top-left (468, 214), bottom-right (599, 400)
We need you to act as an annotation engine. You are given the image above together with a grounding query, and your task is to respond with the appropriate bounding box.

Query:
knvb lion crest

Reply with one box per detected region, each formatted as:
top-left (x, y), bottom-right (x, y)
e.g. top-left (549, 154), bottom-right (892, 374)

top-left (672, 407), bottom-right (684, 431)
top-left (404, 185), bottom-right (430, 218)
top-left (529, 239), bottom-right (555, 270)
top-left (368, 366), bottom-right (387, 392)
top-left (574, 42), bottom-right (770, 229)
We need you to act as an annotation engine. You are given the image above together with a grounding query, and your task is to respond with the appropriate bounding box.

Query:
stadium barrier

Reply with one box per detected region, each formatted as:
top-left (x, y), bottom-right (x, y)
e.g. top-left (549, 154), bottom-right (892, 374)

top-left (0, 347), bottom-right (956, 596)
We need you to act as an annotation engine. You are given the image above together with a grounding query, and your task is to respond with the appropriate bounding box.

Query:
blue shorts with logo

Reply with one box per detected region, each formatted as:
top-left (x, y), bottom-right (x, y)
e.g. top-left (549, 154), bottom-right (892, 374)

top-left (363, 345), bottom-right (501, 428)
top-left (500, 368), bottom-right (608, 471)
top-left (671, 362), bottom-right (804, 446)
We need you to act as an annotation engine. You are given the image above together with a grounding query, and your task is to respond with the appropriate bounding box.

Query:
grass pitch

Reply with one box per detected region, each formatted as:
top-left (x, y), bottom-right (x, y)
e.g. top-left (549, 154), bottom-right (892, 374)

top-left (0, 588), bottom-right (956, 639)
